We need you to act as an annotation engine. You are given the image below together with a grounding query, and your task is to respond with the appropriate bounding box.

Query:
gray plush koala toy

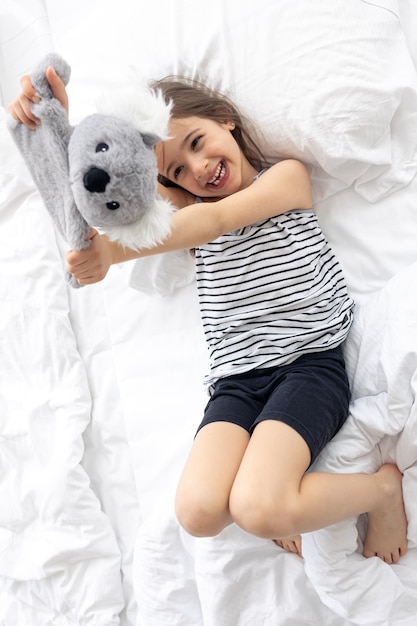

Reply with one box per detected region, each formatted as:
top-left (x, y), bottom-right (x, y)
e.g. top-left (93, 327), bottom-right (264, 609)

top-left (8, 53), bottom-right (173, 288)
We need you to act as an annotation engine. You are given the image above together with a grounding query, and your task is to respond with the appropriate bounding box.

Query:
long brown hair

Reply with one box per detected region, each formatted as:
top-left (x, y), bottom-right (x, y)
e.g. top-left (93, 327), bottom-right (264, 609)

top-left (149, 76), bottom-right (268, 188)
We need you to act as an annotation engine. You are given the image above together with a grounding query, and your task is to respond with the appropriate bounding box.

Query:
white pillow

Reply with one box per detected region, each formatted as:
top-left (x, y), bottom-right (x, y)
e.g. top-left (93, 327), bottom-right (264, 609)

top-left (44, 0), bottom-right (417, 204)
top-left (222, 0), bottom-right (417, 203)
top-left (3, 0), bottom-right (417, 204)
top-left (125, 250), bottom-right (195, 297)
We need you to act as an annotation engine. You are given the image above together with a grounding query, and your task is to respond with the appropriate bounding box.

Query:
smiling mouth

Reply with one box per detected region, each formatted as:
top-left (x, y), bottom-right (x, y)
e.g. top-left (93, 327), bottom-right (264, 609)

top-left (208, 161), bottom-right (226, 186)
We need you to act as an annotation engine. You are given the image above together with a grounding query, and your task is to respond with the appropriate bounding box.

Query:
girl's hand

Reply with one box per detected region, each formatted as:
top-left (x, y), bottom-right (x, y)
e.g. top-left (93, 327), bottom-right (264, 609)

top-left (66, 229), bottom-right (114, 285)
top-left (7, 66), bottom-right (69, 129)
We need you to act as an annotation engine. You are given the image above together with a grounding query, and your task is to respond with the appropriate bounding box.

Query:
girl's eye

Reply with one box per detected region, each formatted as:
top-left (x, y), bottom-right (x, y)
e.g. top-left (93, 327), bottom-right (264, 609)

top-left (172, 135), bottom-right (203, 179)
top-left (191, 136), bottom-right (202, 150)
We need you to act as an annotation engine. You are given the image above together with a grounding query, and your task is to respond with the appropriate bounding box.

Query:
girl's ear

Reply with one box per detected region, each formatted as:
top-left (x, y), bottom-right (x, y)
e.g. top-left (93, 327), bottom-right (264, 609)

top-left (223, 120), bottom-right (235, 130)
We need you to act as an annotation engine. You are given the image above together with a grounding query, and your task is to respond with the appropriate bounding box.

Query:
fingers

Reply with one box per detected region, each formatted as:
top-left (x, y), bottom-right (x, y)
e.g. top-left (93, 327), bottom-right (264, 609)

top-left (20, 74), bottom-right (39, 101)
top-left (66, 252), bottom-right (99, 285)
top-left (7, 66), bottom-right (69, 129)
top-left (67, 262), bottom-right (101, 285)
top-left (45, 66), bottom-right (69, 112)
top-left (66, 231), bottom-right (110, 285)
top-left (7, 99), bottom-right (38, 129)
top-left (7, 75), bottom-right (41, 128)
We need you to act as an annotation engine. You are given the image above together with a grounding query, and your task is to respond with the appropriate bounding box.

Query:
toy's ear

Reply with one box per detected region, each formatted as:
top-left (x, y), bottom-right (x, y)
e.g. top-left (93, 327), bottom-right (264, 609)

top-left (141, 133), bottom-right (161, 148)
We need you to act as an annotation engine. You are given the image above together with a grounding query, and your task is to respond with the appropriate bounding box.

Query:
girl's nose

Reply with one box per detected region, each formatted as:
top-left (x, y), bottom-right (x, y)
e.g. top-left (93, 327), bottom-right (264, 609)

top-left (190, 157), bottom-right (208, 180)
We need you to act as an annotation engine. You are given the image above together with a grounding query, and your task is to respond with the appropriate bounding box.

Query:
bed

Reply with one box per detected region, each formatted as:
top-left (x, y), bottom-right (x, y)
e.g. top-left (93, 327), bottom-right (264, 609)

top-left (1, 0), bottom-right (417, 624)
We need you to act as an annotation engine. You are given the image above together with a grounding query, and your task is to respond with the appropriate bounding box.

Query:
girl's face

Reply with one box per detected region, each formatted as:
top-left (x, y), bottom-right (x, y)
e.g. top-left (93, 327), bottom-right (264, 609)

top-left (155, 116), bottom-right (258, 198)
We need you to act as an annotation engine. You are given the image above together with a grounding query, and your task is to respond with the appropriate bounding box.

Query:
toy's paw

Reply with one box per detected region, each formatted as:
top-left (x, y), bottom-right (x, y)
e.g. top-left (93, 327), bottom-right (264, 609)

top-left (31, 53), bottom-right (71, 99)
top-left (67, 271), bottom-right (83, 289)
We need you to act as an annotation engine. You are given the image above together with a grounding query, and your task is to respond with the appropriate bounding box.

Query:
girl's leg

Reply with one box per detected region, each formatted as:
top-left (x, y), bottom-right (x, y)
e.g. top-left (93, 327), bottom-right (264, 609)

top-left (229, 420), bottom-right (407, 563)
top-left (175, 421), bottom-right (250, 537)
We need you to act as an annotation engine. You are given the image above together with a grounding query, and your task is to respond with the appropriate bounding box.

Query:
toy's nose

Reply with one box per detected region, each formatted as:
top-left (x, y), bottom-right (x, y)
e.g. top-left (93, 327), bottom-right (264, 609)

top-left (83, 167), bottom-right (110, 193)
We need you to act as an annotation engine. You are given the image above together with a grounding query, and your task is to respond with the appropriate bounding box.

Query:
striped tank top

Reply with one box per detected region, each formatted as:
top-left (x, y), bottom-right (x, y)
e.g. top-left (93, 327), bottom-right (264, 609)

top-left (195, 204), bottom-right (354, 390)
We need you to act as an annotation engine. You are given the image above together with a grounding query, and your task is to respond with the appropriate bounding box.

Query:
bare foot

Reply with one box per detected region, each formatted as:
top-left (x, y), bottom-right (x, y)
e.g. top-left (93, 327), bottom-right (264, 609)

top-left (363, 464), bottom-right (408, 564)
top-left (274, 535), bottom-right (303, 558)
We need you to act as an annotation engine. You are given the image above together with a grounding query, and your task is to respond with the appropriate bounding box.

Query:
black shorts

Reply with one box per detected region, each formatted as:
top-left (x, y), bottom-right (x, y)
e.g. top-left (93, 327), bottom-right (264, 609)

top-left (197, 347), bottom-right (350, 464)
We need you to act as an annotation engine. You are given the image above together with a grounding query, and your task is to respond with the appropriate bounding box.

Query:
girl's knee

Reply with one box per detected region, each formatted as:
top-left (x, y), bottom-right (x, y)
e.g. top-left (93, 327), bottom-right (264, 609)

top-left (229, 488), bottom-right (299, 539)
top-left (175, 490), bottom-right (229, 538)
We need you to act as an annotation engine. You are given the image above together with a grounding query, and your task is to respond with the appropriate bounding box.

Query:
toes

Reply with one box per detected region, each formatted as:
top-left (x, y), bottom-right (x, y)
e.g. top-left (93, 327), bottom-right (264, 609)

top-left (364, 548), bottom-right (404, 564)
top-left (273, 537), bottom-right (303, 557)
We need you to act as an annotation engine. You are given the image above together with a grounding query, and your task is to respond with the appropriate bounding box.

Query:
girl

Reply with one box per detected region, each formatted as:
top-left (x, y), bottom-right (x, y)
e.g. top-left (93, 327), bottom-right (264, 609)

top-left (9, 69), bottom-right (408, 562)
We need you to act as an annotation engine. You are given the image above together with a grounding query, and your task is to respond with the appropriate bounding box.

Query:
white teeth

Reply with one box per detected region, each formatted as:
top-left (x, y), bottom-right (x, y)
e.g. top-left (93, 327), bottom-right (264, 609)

top-left (208, 162), bottom-right (225, 185)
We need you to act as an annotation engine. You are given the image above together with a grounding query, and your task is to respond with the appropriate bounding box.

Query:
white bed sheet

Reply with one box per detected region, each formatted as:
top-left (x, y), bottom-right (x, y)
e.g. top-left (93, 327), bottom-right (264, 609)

top-left (0, 109), bottom-right (141, 624)
top-left (2, 1), bottom-right (417, 625)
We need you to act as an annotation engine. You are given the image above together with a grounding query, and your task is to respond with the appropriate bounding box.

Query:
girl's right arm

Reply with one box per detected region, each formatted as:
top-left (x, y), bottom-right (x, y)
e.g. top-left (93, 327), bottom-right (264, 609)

top-left (8, 71), bottom-right (194, 284)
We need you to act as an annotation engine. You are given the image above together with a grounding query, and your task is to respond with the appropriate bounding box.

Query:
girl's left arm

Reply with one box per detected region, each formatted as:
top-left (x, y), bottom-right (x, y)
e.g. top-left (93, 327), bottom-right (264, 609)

top-left (67, 159), bottom-right (311, 284)
top-left (159, 159), bottom-right (312, 252)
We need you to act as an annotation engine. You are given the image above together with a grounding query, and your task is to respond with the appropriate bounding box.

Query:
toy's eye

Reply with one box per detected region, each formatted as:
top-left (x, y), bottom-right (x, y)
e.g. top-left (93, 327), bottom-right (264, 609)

top-left (106, 201), bottom-right (120, 210)
top-left (96, 143), bottom-right (109, 153)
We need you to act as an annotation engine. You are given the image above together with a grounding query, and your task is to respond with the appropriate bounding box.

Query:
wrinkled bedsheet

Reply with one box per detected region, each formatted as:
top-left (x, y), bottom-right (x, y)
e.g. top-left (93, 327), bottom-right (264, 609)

top-left (2, 0), bottom-right (417, 624)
